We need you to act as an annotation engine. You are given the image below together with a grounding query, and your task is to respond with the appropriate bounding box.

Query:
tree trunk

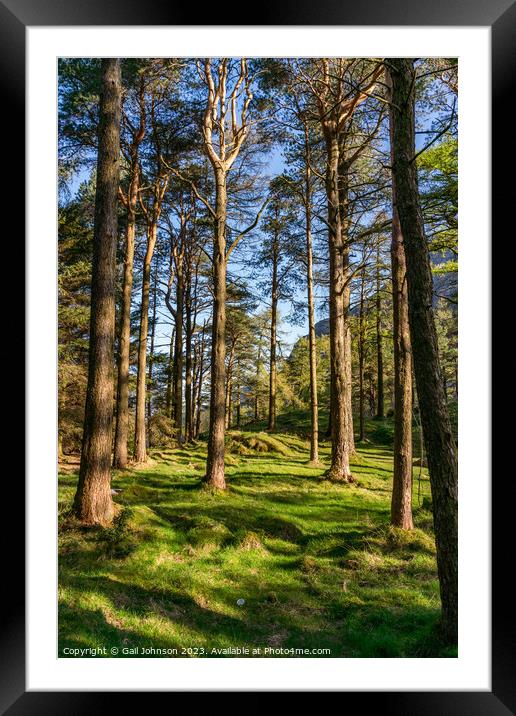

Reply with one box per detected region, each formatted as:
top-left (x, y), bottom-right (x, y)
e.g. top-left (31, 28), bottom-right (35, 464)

top-left (389, 58), bottom-right (458, 642)
top-left (191, 332), bottom-right (199, 436)
top-left (358, 267), bottom-right (365, 443)
top-left (165, 327), bottom-right (175, 418)
top-left (185, 277), bottom-right (193, 441)
top-left (388, 69), bottom-right (414, 530)
top-left (375, 241), bottom-right (385, 419)
top-left (134, 221), bottom-right (157, 463)
top-left (268, 236), bottom-right (278, 432)
top-left (340, 179), bottom-right (356, 456)
top-left (173, 263), bottom-right (184, 442)
top-left (113, 189), bottom-right (137, 468)
top-left (195, 324), bottom-right (206, 439)
top-left (146, 261), bottom-right (158, 449)
top-left (304, 131), bottom-right (319, 463)
top-left (255, 341), bottom-right (262, 421)
top-left (390, 153), bottom-right (414, 530)
top-left (326, 135), bottom-right (352, 481)
top-left (225, 342), bottom-right (235, 430)
top-left (205, 172), bottom-right (227, 489)
top-left (236, 359), bottom-right (242, 429)
top-left (74, 59), bottom-right (121, 525)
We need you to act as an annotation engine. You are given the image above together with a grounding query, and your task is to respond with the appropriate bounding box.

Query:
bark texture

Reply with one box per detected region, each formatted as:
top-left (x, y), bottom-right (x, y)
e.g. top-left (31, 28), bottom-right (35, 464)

top-left (74, 59), bottom-right (121, 525)
top-left (390, 201), bottom-right (414, 529)
top-left (173, 254), bottom-right (184, 441)
top-left (375, 243), bottom-right (385, 419)
top-left (112, 215), bottom-right (135, 468)
top-left (304, 127), bottom-right (319, 463)
top-left (134, 222), bottom-right (157, 462)
top-left (268, 232), bottom-right (279, 432)
top-left (358, 268), bottom-right (366, 443)
top-left (202, 59), bottom-right (252, 489)
top-left (389, 75), bottom-right (414, 530)
top-left (326, 136), bottom-right (352, 481)
top-left (113, 79), bottom-right (145, 469)
top-left (184, 268), bottom-right (193, 441)
top-left (146, 264), bottom-right (158, 447)
top-left (389, 58), bottom-right (458, 641)
top-left (205, 172), bottom-right (227, 489)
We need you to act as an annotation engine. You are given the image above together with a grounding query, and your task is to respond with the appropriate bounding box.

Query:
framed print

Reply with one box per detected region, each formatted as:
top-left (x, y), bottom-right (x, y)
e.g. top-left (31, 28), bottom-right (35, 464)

top-left (3, 0), bottom-right (512, 710)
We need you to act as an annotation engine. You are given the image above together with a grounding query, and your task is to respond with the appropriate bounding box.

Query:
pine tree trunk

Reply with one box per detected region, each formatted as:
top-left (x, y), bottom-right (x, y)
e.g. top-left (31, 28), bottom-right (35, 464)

top-left (173, 264), bottom-right (184, 442)
top-left (165, 328), bottom-right (175, 418)
top-left (185, 278), bottom-right (193, 441)
top-left (74, 58), bottom-right (121, 525)
top-left (225, 343), bottom-right (235, 430)
top-left (389, 58), bottom-right (458, 641)
top-left (304, 132), bottom-right (319, 464)
top-left (255, 341), bottom-right (262, 421)
top-left (113, 120), bottom-right (143, 468)
top-left (194, 322), bottom-right (206, 439)
top-left (113, 211), bottom-right (136, 468)
top-left (134, 221), bottom-right (157, 463)
top-left (195, 347), bottom-right (204, 438)
top-left (326, 135), bottom-right (352, 481)
top-left (146, 262), bottom-right (158, 449)
top-left (341, 183), bottom-right (356, 456)
top-left (388, 71), bottom-right (414, 530)
top-left (358, 268), bottom-right (365, 443)
top-left (205, 172), bottom-right (227, 489)
top-left (390, 162), bottom-right (414, 529)
top-left (375, 242), bottom-right (385, 419)
top-left (268, 236), bottom-right (278, 432)
top-left (236, 359), bottom-right (242, 429)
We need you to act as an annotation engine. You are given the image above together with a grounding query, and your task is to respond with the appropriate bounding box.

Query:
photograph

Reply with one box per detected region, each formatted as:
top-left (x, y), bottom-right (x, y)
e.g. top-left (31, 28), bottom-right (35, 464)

top-left (57, 56), bottom-right (459, 660)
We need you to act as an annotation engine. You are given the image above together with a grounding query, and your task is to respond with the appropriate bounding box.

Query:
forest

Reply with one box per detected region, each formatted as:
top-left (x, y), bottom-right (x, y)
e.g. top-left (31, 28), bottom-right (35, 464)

top-left (58, 57), bottom-right (458, 658)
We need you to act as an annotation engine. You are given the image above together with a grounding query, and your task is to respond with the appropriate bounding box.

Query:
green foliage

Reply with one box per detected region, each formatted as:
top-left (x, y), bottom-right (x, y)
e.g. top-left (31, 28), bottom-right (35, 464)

top-left (284, 335), bottom-right (330, 408)
top-left (58, 182), bottom-right (95, 453)
top-left (418, 137), bottom-right (458, 274)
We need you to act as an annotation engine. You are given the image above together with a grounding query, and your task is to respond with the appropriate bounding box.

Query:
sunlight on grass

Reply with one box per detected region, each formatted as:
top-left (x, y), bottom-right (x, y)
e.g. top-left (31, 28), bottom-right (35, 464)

top-left (58, 420), bottom-right (453, 658)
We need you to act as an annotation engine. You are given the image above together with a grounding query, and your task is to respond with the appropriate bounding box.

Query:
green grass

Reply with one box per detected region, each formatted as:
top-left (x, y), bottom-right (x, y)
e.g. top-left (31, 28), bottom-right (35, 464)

top-left (58, 418), bottom-right (455, 658)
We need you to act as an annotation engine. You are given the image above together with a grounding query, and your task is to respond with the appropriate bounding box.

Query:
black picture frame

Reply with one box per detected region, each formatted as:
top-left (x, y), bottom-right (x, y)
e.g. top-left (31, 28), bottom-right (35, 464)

top-left (5, 0), bottom-right (510, 711)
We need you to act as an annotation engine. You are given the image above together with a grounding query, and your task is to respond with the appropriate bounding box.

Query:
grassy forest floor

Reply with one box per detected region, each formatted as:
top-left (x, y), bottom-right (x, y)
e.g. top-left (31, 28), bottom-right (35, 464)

top-left (58, 413), bottom-right (457, 658)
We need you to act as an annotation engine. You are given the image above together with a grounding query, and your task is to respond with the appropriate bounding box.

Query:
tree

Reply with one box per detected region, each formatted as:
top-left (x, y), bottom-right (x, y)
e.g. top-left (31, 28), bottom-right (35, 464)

top-left (300, 58), bottom-right (383, 481)
top-left (388, 73), bottom-right (414, 530)
top-left (257, 181), bottom-right (301, 432)
top-left (197, 58), bottom-right (263, 489)
top-left (224, 296), bottom-right (255, 429)
top-left (133, 74), bottom-right (175, 463)
top-left (284, 86), bottom-right (322, 462)
top-left (73, 58), bottom-right (122, 525)
top-left (113, 68), bottom-right (146, 468)
top-left (58, 180), bottom-right (96, 456)
top-left (374, 236), bottom-right (386, 419)
top-left (134, 150), bottom-right (170, 462)
top-left (389, 58), bottom-right (458, 641)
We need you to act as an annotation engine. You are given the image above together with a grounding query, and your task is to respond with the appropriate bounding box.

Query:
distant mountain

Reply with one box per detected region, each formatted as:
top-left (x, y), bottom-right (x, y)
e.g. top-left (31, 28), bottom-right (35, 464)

top-left (307, 265), bottom-right (456, 343)
top-left (314, 318), bottom-right (330, 337)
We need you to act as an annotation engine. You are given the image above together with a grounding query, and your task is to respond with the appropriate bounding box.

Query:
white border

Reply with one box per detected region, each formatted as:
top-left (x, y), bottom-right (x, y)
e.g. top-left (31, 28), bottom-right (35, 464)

top-left (27, 26), bottom-right (490, 691)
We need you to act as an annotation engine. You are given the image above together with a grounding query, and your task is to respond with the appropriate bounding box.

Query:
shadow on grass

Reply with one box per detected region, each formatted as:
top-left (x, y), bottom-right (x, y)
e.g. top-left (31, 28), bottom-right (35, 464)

top-left (152, 503), bottom-right (305, 545)
top-left (58, 428), bottom-right (450, 658)
top-left (59, 574), bottom-right (252, 656)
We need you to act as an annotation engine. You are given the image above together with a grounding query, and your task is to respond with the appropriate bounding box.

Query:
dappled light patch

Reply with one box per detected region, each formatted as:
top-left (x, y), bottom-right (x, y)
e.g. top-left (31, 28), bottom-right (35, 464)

top-left (239, 531), bottom-right (267, 552)
top-left (59, 426), bottom-right (449, 658)
top-left (227, 431), bottom-right (294, 457)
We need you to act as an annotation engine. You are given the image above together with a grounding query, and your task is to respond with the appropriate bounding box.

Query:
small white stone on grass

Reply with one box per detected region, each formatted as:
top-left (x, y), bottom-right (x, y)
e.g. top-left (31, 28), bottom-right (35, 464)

top-left (236, 598), bottom-right (245, 606)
